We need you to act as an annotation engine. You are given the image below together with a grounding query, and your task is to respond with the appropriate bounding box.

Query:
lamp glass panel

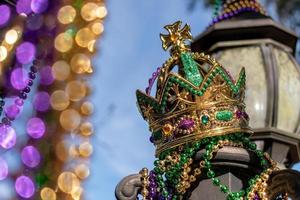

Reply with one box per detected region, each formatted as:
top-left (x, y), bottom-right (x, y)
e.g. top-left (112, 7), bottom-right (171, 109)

top-left (213, 46), bottom-right (267, 128)
top-left (274, 47), bottom-right (300, 133)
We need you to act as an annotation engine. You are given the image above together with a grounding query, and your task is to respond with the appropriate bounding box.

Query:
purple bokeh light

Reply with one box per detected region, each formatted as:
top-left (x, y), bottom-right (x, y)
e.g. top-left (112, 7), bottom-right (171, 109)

top-left (0, 157), bottom-right (8, 180)
top-left (26, 117), bottom-right (45, 139)
top-left (39, 66), bottom-right (54, 85)
top-left (10, 68), bottom-right (29, 90)
top-left (0, 5), bottom-right (11, 27)
top-left (0, 125), bottom-right (16, 149)
top-left (16, 42), bottom-right (36, 64)
top-left (31, 0), bottom-right (48, 14)
top-left (15, 175), bottom-right (35, 198)
top-left (16, 0), bottom-right (32, 14)
top-left (33, 91), bottom-right (50, 112)
top-left (21, 145), bottom-right (41, 168)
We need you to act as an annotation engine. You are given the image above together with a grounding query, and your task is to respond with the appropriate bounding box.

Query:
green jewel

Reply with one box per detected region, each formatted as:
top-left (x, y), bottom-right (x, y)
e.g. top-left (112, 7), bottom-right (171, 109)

top-left (180, 52), bottom-right (203, 86)
top-left (152, 131), bottom-right (163, 141)
top-left (201, 115), bottom-right (210, 125)
top-left (216, 110), bottom-right (233, 121)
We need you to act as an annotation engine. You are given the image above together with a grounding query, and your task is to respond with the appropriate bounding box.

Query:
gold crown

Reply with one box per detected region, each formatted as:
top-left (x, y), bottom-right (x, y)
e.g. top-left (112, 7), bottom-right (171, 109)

top-left (136, 21), bottom-right (252, 155)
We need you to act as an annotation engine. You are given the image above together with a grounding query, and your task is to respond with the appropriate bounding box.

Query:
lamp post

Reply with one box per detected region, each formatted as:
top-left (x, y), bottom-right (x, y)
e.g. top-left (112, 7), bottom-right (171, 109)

top-left (192, 15), bottom-right (300, 168)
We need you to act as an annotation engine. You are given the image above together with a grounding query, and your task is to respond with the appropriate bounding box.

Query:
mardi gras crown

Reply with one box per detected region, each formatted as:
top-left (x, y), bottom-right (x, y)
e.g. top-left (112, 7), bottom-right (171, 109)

top-left (136, 21), bottom-right (252, 155)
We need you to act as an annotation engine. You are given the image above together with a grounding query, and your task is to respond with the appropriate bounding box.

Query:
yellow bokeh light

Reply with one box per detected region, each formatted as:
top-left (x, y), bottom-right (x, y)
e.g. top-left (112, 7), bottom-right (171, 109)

top-left (75, 28), bottom-right (95, 48)
top-left (87, 40), bottom-right (96, 53)
top-left (41, 187), bottom-right (56, 200)
top-left (5, 29), bottom-right (18, 44)
top-left (65, 80), bottom-right (86, 101)
top-left (91, 22), bottom-right (104, 35)
top-left (96, 6), bottom-right (107, 18)
top-left (60, 109), bottom-right (81, 131)
top-left (70, 53), bottom-right (91, 74)
top-left (79, 122), bottom-right (94, 136)
top-left (81, 101), bottom-right (94, 115)
top-left (79, 142), bottom-right (93, 157)
top-left (50, 90), bottom-right (70, 111)
top-left (52, 60), bottom-right (70, 81)
top-left (57, 5), bottom-right (76, 24)
top-left (0, 46), bottom-right (8, 62)
top-left (57, 172), bottom-right (80, 194)
top-left (75, 164), bottom-right (90, 179)
top-left (71, 186), bottom-right (83, 200)
top-left (54, 32), bottom-right (73, 52)
top-left (81, 3), bottom-right (98, 21)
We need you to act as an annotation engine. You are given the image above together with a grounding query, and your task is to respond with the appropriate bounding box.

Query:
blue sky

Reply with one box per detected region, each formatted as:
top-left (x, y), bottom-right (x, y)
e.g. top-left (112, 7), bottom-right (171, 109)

top-left (85, 1), bottom-right (300, 199)
top-left (85, 1), bottom-right (211, 199)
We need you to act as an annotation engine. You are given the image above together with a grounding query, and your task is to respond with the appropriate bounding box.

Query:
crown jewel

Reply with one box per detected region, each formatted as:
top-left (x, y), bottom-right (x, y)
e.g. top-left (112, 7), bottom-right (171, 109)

top-left (136, 21), bottom-right (252, 155)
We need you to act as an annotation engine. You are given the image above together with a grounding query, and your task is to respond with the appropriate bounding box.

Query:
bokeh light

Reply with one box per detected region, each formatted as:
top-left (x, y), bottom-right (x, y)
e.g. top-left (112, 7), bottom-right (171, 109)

top-left (10, 68), bottom-right (28, 90)
top-left (50, 90), bottom-right (70, 111)
top-left (54, 32), bottom-right (73, 53)
top-left (79, 122), bottom-right (94, 136)
top-left (33, 91), bottom-right (50, 112)
top-left (0, 157), bottom-right (8, 180)
top-left (16, 0), bottom-right (32, 14)
top-left (0, 5), bottom-right (11, 26)
top-left (81, 3), bottom-right (98, 21)
top-left (75, 28), bottom-right (95, 48)
top-left (81, 101), bottom-right (94, 115)
top-left (21, 145), bottom-right (41, 168)
top-left (57, 172), bottom-right (80, 194)
top-left (0, 125), bottom-right (16, 149)
top-left (91, 22), bottom-right (104, 35)
top-left (65, 80), bottom-right (86, 102)
top-left (57, 5), bottom-right (76, 24)
top-left (52, 60), bottom-right (70, 81)
top-left (0, 46), bottom-right (8, 62)
top-left (31, 0), bottom-right (49, 14)
top-left (16, 42), bottom-right (36, 64)
top-left (26, 117), bottom-right (46, 139)
top-left (39, 66), bottom-right (54, 85)
top-left (5, 29), bottom-right (19, 45)
top-left (79, 142), bottom-right (93, 157)
top-left (75, 164), bottom-right (90, 179)
top-left (41, 187), bottom-right (56, 200)
top-left (70, 53), bottom-right (91, 74)
top-left (15, 176), bottom-right (35, 198)
top-left (59, 109), bottom-right (81, 131)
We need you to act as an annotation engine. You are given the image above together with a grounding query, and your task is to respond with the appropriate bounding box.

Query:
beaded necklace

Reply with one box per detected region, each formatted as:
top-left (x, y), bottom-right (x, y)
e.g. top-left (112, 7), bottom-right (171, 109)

top-left (210, 0), bottom-right (267, 25)
top-left (140, 133), bottom-right (279, 200)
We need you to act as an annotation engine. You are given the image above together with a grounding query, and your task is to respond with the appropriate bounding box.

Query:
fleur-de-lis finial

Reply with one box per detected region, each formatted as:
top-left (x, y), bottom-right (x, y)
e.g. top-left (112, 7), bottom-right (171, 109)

top-left (160, 21), bottom-right (192, 55)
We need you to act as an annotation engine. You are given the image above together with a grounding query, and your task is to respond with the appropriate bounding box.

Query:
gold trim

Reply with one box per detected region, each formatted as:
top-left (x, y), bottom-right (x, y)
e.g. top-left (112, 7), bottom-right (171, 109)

top-left (155, 128), bottom-right (253, 156)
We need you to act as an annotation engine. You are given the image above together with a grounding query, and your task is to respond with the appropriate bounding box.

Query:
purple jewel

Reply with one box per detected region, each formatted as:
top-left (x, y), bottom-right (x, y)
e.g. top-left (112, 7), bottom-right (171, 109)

top-left (236, 110), bottom-right (243, 119)
top-left (254, 193), bottom-right (260, 200)
top-left (178, 119), bottom-right (195, 129)
top-left (33, 91), bottom-right (50, 112)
